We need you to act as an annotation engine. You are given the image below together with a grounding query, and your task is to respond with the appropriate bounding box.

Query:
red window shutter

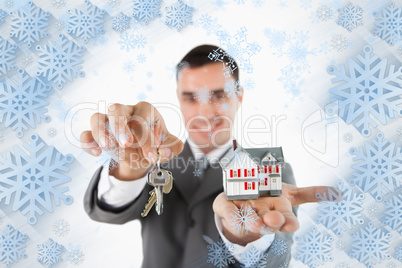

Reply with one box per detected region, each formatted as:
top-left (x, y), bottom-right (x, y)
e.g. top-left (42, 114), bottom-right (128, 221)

top-left (257, 166), bottom-right (260, 172)
top-left (264, 165), bottom-right (267, 173)
top-left (276, 165), bottom-right (279, 173)
top-left (252, 182), bottom-right (255, 190)
top-left (244, 182), bottom-right (248, 190)
top-left (244, 169), bottom-right (247, 177)
top-left (252, 168), bottom-right (255, 176)
top-left (265, 178), bottom-right (268, 185)
top-left (269, 166), bottom-right (272, 173)
top-left (238, 169), bottom-right (241, 177)
top-left (230, 169), bottom-right (233, 178)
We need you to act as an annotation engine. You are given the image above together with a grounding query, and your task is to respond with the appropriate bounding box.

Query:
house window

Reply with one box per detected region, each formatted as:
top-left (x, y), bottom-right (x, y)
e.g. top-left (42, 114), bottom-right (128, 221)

top-left (247, 170), bottom-right (251, 177)
top-left (234, 170), bottom-right (238, 177)
top-left (264, 165), bottom-right (267, 173)
top-left (272, 178), bottom-right (277, 183)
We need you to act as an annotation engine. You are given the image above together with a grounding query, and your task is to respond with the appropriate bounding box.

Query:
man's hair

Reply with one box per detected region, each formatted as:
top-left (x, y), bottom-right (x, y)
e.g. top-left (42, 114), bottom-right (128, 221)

top-left (176, 44), bottom-right (239, 82)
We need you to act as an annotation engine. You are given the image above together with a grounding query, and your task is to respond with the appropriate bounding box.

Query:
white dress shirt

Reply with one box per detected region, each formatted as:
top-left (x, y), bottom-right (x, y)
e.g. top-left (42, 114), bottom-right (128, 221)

top-left (97, 138), bottom-right (275, 261)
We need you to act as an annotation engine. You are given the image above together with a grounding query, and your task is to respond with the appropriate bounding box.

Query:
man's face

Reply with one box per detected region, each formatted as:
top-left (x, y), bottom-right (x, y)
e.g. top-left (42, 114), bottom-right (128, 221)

top-left (177, 62), bottom-right (243, 153)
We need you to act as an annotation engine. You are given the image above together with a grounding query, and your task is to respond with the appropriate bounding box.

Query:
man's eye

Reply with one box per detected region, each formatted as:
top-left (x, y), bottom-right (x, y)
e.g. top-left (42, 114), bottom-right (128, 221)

top-left (184, 96), bottom-right (196, 102)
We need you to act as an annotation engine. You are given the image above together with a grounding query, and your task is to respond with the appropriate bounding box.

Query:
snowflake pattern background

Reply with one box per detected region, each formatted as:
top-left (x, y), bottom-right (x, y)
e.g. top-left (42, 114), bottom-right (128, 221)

top-left (9, 1), bottom-right (50, 48)
top-left (37, 238), bottom-right (64, 267)
top-left (373, 2), bottom-right (402, 46)
top-left (0, 69), bottom-right (51, 137)
top-left (67, 0), bottom-right (106, 43)
top-left (0, 133), bottom-right (74, 225)
top-left (327, 45), bottom-right (402, 137)
top-left (0, 0), bottom-right (400, 267)
top-left (205, 236), bottom-right (235, 268)
top-left (0, 224), bottom-right (28, 267)
top-left (349, 222), bottom-right (391, 268)
top-left (294, 227), bottom-right (333, 268)
top-left (315, 181), bottom-right (365, 237)
top-left (36, 34), bottom-right (86, 89)
top-left (349, 132), bottom-right (401, 202)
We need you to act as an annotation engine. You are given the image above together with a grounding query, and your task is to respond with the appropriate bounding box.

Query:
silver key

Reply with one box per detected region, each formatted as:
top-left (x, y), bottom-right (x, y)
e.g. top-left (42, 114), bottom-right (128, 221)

top-left (146, 151), bottom-right (173, 215)
top-left (141, 173), bottom-right (173, 217)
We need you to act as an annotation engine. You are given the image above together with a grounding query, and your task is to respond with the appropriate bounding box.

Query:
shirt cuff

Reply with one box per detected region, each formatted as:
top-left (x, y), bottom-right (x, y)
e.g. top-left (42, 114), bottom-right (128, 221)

top-left (214, 213), bottom-right (275, 261)
top-left (97, 159), bottom-right (147, 208)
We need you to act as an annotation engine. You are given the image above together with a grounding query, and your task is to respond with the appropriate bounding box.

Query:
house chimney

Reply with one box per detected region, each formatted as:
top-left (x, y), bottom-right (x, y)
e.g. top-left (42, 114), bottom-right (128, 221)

top-left (233, 139), bottom-right (237, 151)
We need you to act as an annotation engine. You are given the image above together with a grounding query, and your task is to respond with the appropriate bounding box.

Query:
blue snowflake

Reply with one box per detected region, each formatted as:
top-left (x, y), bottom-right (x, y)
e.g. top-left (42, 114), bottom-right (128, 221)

top-left (382, 193), bottom-right (402, 234)
top-left (275, 31), bottom-right (315, 70)
top-left (213, 0), bottom-right (228, 10)
top-left (331, 34), bottom-right (349, 52)
top-left (122, 59), bottom-right (135, 75)
top-left (51, 0), bottom-right (66, 9)
top-left (234, 0), bottom-right (246, 5)
top-left (209, 27), bottom-right (261, 76)
top-left (195, 85), bottom-right (212, 104)
top-left (165, 0), bottom-right (194, 32)
top-left (239, 245), bottom-right (268, 268)
top-left (337, 3), bottom-right (364, 32)
top-left (314, 181), bottom-right (365, 237)
top-left (112, 12), bottom-right (130, 33)
top-left (316, 5), bottom-right (335, 22)
top-left (138, 92), bottom-right (147, 101)
top-left (52, 218), bottom-right (70, 237)
top-left (143, 116), bottom-right (158, 130)
top-left (132, 0), bottom-right (162, 25)
top-left (349, 132), bottom-right (401, 202)
top-left (67, 0), bottom-right (106, 43)
top-left (0, 225), bottom-right (28, 268)
top-left (0, 37), bottom-right (17, 75)
top-left (230, 204), bottom-right (258, 234)
top-left (224, 80), bottom-right (242, 99)
top-left (394, 244), bottom-right (402, 262)
top-left (327, 45), bottom-right (402, 137)
top-left (0, 133), bottom-right (74, 225)
top-left (196, 14), bottom-right (222, 36)
top-left (118, 32), bottom-right (147, 52)
top-left (193, 168), bottom-right (201, 177)
top-left (205, 236), bottom-right (235, 268)
top-left (269, 238), bottom-right (288, 258)
top-left (36, 34), bottom-right (86, 89)
top-left (9, 1), bottom-right (50, 48)
top-left (0, 69), bottom-right (51, 137)
top-left (66, 244), bottom-right (85, 266)
top-left (37, 238), bottom-right (64, 267)
top-left (300, 0), bottom-right (312, 10)
top-left (278, 65), bottom-right (304, 98)
top-left (294, 227), bottom-right (333, 268)
top-left (264, 28), bottom-right (288, 49)
top-left (137, 53), bottom-right (146, 63)
top-left (373, 2), bottom-right (402, 46)
top-left (349, 222), bottom-right (391, 268)
top-left (0, 9), bottom-right (6, 24)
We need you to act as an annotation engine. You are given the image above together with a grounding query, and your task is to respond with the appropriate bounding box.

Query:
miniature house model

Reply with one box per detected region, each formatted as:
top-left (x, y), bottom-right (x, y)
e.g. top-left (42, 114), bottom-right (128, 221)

top-left (219, 140), bottom-right (284, 200)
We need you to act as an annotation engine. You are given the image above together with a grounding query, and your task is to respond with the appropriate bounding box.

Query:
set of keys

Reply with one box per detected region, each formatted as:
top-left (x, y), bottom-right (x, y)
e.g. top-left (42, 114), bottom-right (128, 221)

top-left (141, 150), bottom-right (173, 217)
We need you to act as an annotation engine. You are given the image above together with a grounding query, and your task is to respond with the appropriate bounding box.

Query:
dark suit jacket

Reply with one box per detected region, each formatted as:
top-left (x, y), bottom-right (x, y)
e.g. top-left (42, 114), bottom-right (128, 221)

top-left (84, 141), bottom-right (298, 268)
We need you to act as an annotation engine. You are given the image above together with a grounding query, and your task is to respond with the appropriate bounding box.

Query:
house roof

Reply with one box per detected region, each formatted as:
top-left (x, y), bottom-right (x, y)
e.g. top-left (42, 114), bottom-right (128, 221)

top-left (219, 141), bottom-right (284, 169)
top-left (245, 147), bottom-right (284, 164)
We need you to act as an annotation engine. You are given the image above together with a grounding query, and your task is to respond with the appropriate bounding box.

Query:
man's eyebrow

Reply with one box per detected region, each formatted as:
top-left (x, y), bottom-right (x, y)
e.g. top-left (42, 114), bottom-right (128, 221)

top-left (181, 89), bottom-right (225, 96)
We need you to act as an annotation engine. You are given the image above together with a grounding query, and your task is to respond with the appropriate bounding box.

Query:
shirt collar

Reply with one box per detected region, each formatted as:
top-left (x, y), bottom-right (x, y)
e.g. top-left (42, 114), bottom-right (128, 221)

top-left (187, 137), bottom-right (232, 164)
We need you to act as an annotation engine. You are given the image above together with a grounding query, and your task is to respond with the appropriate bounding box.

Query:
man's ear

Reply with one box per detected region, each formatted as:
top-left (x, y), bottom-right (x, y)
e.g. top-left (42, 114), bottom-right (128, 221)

top-left (237, 86), bottom-right (244, 103)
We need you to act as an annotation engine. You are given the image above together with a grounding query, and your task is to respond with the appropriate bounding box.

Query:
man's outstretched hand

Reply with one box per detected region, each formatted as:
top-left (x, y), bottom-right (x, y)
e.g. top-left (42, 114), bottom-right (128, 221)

top-left (213, 183), bottom-right (338, 246)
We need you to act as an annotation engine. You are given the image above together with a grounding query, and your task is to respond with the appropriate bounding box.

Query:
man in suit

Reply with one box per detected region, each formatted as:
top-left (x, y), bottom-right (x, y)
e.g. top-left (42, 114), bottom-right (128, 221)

top-left (80, 45), bottom-right (330, 267)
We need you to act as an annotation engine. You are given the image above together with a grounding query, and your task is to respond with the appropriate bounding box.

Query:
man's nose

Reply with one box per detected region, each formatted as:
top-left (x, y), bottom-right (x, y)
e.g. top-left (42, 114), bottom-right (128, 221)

top-left (198, 101), bottom-right (218, 118)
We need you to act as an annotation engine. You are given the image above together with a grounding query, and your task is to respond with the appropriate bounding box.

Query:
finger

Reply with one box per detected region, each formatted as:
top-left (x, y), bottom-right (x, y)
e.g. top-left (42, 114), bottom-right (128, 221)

top-left (107, 103), bottom-right (133, 148)
top-left (80, 130), bottom-right (101, 156)
top-left (90, 113), bottom-right (119, 153)
top-left (268, 200), bottom-right (299, 233)
top-left (293, 186), bottom-right (339, 206)
top-left (158, 133), bottom-right (184, 163)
